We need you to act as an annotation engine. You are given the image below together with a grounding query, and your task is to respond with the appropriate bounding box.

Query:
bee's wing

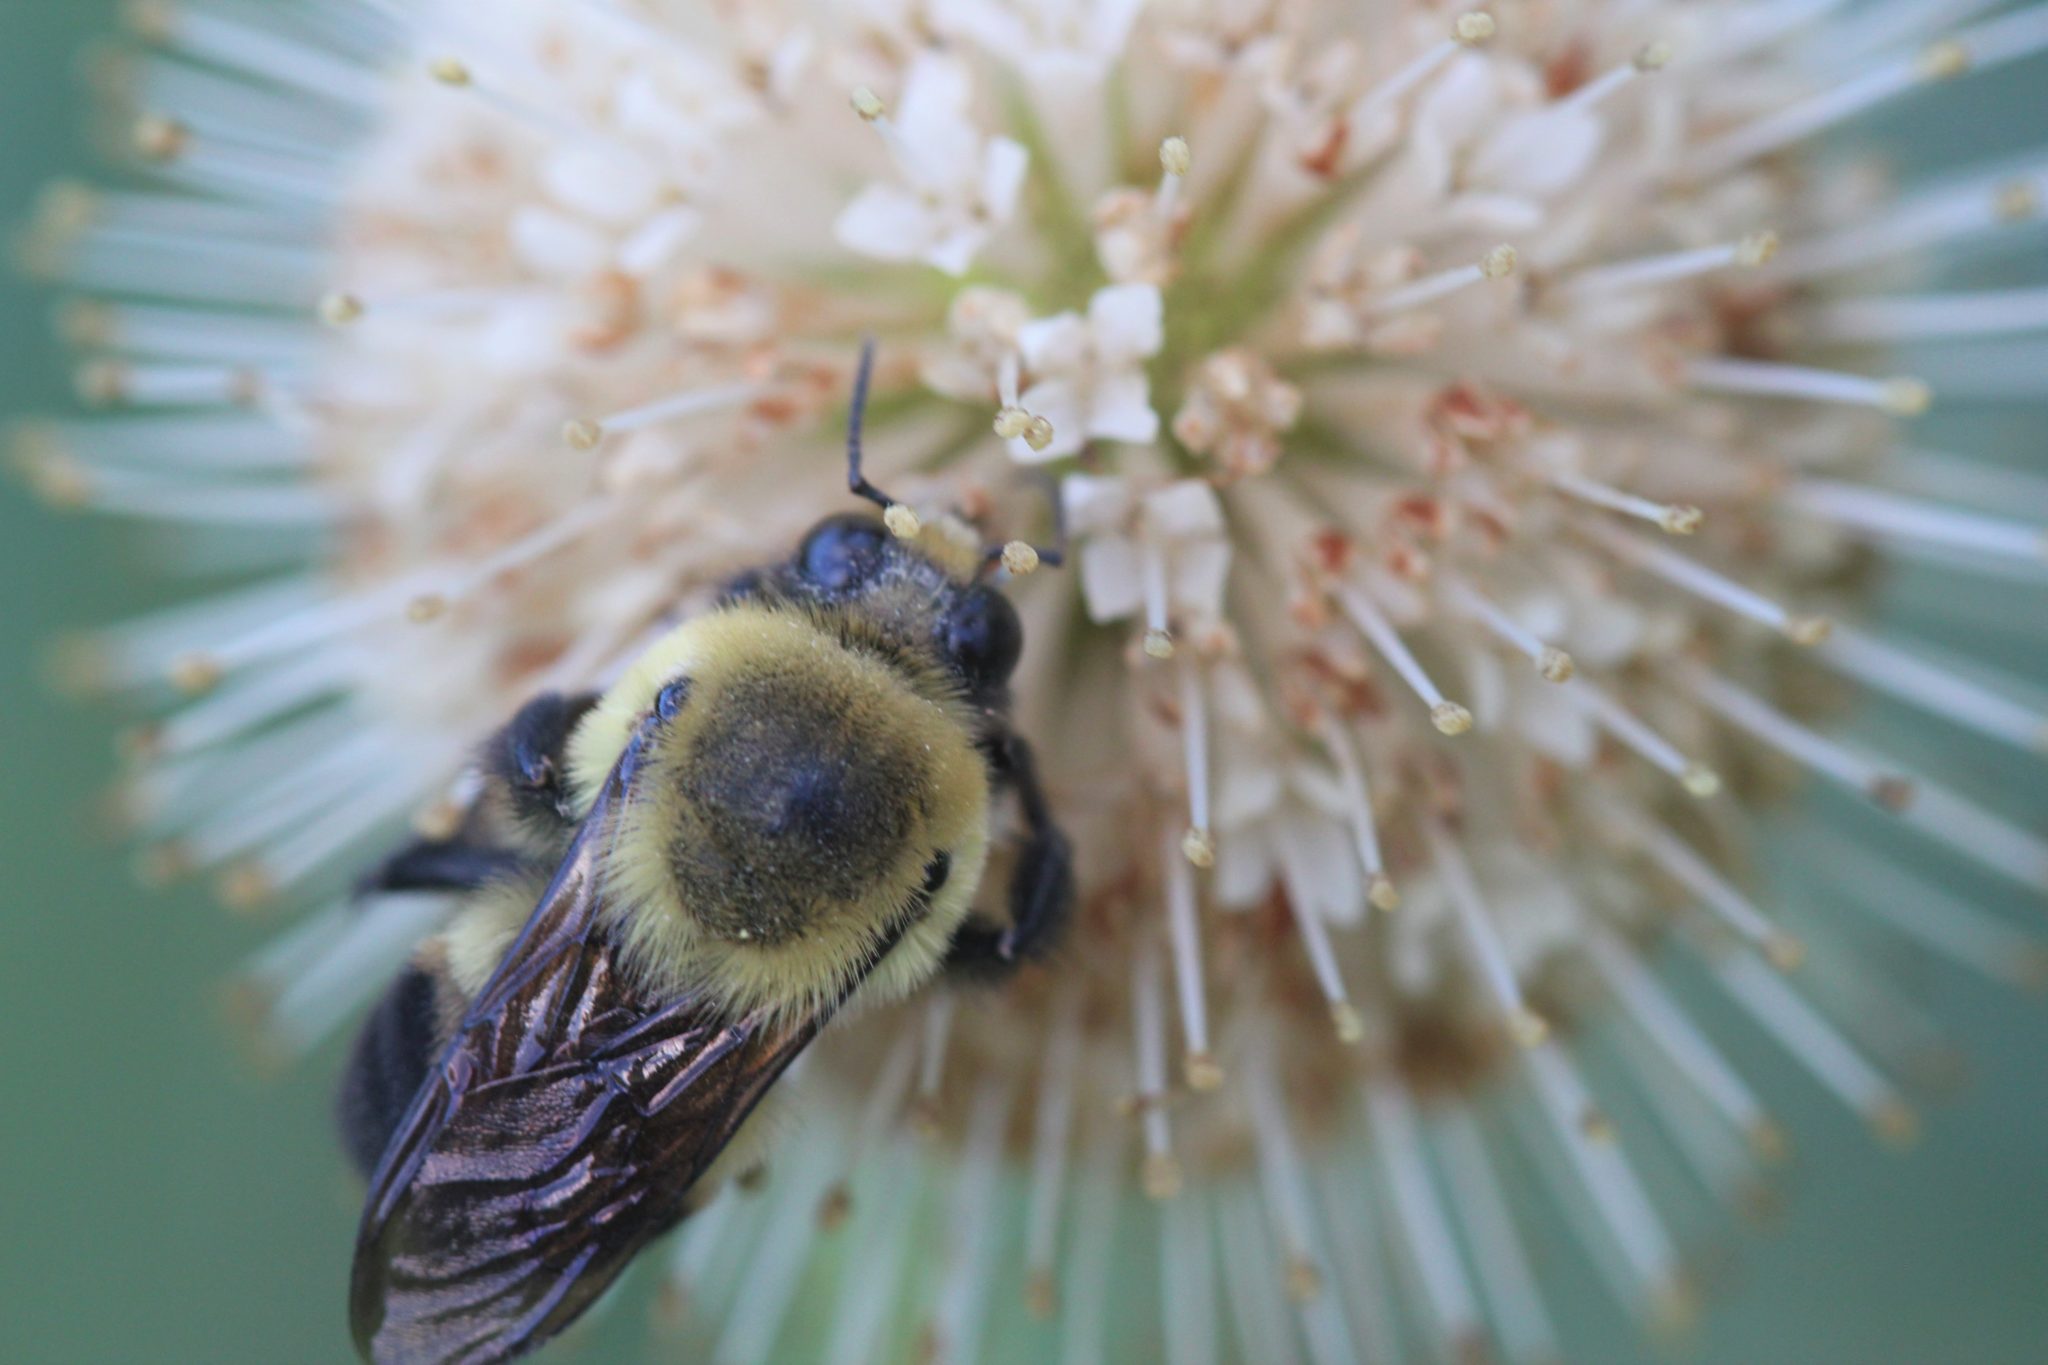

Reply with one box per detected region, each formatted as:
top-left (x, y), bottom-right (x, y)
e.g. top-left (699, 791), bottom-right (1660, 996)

top-left (348, 755), bottom-right (876, 1365)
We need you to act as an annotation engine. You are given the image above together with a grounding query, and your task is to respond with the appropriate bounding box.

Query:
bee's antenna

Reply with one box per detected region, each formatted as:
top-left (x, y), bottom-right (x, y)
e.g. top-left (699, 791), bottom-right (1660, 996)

top-left (844, 337), bottom-right (900, 515)
top-left (981, 472), bottom-right (1068, 579)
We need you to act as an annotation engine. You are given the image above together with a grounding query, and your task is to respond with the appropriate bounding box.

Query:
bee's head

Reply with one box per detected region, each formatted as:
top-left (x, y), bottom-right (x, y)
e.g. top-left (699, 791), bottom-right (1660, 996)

top-left (789, 512), bottom-right (1024, 696)
top-left (568, 606), bottom-right (992, 1020)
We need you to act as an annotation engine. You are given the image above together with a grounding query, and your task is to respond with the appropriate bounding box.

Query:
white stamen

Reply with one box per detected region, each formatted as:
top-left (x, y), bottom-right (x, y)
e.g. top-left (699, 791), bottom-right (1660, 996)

top-left (849, 86), bottom-right (943, 189)
top-left (1805, 827), bottom-right (2048, 988)
top-left (1160, 1193), bottom-right (1220, 1365)
top-left (1334, 584), bottom-right (1472, 734)
top-left (1315, 713), bottom-right (1394, 904)
top-left (1521, 1045), bottom-right (1686, 1309)
top-left (820, 1145), bottom-right (920, 1365)
top-left (61, 574), bottom-right (323, 694)
top-left (1141, 536), bottom-right (1175, 657)
top-left (1678, 662), bottom-right (1917, 811)
top-left (1131, 935), bottom-right (1179, 1199)
top-left (181, 729), bottom-right (397, 868)
top-left (124, 708), bottom-right (357, 838)
top-left (1787, 479), bottom-right (2047, 562)
top-left (138, 3), bottom-right (380, 111)
top-left (1277, 842), bottom-right (1363, 1044)
top-left (1445, 578), bottom-right (1577, 680)
top-left (1557, 42), bottom-right (1672, 115)
top-left (1711, 951), bottom-right (1917, 1145)
top-left (35, 464), bottom-right (334, 527)
top-left (1435, 1108), bottom-right (1564, 1365)
top-left (1570, 680), bottom-right (1721, 796)
top-left (1566, 233), bottom-right (1776, 296)
top-left (258, 752), bottom-right (460, 893)
top-left (262, 892), bottom-right (451, 1055)
top-left (1910, 338), bottom-right (2048, 401)
top-left (76, 360), bottom-right (277, 411)
top-left (1216, 1187), bottom-right (1307, 1365)
top-left (1580, 516), bottom-right (1828, 643)
top-left (1684, 43), bottom-right (1968, 180)
top-left (1177, 660), bottom-right (1214, 865)
top-left (320, 285), bottom-right (542, 325)
top-left (1881, 446), bottom-right (2048, 516)
top-left (14, 414), bottom-right (305, 474)
top-left (1597, 799), bottom-right (1806, 969)
top-left (1686, 357), bottom-right (1930, 414)
top-left (1156, 136), bottom-right (1191, 221)
top-left (1956, 3), bottom-right (2048, 71)
top-left (567, 382), bottom-right (762, 449)
top-left (1364, 245), bottom-right (1517, 315)
top-left (1768, 162), bottom-right (2048, 280)
top-left (136, 122), bottom-right (342, 210)
top-left (712, 1131), bottom-right (840, 1365)
top-left (925, 1080), bottom-right (1015, 1365)
top-left (826, 1027), bottom-right (919, 1212)
top-left (238, 899), bottom-right (349, 1000)
top-left (70, 300), bottom-right (315, 365)
top-left (1587, 934), bottom-right (1780, 1155)
top-left (1023, 986), bottom-right (1084, 1316)
top-left (663, 1184), bottom-right (740, 1326)
top-left (1307, 1166), bottom-right (1388, 1363)
top-left (1901, 779), bottom-right (2048, 891)
top-left (146, 648), bottom-right (352, 758)
top-left (916, 990), bottom-right (957, 1126)
top-left (1609, 1023), bottom-right (1757, 1199)
top-left (1808, 286), bottom-right (2048, 342)
top-left (1347, 14), bottom-right (1495, 127)
top-left (1365, 1085), bottom-right (1489, 1359)
top-left (1245, 1033), bottom-right (1326, 1305)
top-left (1817, 625), bottom-right (2048, 751)
top-left (1428, 826), bottom-right (1549, 1045)
top-left (427, 56), bottom-right (592, 142)
top-left (407, 500), bottom-right (619, 621)
top-left (1160, 823), bottom-right (1219, 1088)
top-left (1058, 1122), bottom-right (1124, 1365)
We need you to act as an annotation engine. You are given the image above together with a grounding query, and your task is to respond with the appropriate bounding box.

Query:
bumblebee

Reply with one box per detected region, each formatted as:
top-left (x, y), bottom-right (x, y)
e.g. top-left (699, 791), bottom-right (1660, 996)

top-left (336, 346), bottom-right (1073, 1363)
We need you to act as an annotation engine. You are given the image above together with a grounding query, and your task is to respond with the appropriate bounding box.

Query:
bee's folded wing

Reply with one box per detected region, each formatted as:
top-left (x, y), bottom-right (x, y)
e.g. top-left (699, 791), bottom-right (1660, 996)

top-left (347, 811), bottom-right (823, 1365)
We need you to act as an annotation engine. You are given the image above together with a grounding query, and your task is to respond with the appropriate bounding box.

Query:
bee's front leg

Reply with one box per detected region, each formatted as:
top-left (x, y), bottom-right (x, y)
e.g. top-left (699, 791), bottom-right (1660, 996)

top-left (354, 690), bottom-right (601, 898)
top-left (945, 730), bottom-right (1074, 981)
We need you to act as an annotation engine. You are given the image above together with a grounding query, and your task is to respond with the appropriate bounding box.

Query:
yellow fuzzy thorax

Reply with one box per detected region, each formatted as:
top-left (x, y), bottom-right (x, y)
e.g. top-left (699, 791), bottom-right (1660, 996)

top-left (561, 603), bottom-right (991, 1026)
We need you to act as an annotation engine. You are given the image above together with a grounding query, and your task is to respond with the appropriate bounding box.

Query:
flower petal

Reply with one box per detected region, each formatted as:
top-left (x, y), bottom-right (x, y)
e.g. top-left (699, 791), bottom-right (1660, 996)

top-left (833, 186), bottom-right (931, 264)
top-left (980, 136), bottom-right (1030, 220)
top-left (1088, 282), bottom-right (1165, 361)
top-left (1077, 535), bottom-right (1147, 621)
top-left (1018, 313), bottom-right (1089, 372)
top-left (1083, 369), bottom-right (1160, 445)
top-left (1144, 480), bottom-right (1225, 537)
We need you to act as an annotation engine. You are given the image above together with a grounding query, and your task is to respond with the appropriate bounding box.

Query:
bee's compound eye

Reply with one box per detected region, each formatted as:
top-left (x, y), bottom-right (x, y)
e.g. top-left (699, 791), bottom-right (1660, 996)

top-left (655, 678), bottom-right (691, 719)
top-left (798, 514), bottom-right (889, 592)
top-left (942, 588), bottom-right (1023, 689)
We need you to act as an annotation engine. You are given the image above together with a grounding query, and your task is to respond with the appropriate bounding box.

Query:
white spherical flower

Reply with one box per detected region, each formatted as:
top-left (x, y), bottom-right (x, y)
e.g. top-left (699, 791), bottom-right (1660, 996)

top-left (25, 0), bottom-right (2048, 1359)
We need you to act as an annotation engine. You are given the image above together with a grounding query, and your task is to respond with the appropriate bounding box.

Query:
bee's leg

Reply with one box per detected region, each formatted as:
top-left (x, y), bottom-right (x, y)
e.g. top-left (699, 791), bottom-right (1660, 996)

top-left (354, 690), bottom-right (601, 897)
top-left (357, 842), bottom-right (521, 895)
top-left (484, 689), bottom-right (601, 839)
top-left (945, 731), bottom-right (1075, 980)
top-left (335, 961), bottom-right (443, 1176)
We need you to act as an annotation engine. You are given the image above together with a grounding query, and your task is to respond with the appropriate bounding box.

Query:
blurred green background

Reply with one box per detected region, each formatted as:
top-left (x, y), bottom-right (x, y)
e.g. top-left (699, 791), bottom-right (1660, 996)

top-left (2, 4), bottom-right (2045, 1362)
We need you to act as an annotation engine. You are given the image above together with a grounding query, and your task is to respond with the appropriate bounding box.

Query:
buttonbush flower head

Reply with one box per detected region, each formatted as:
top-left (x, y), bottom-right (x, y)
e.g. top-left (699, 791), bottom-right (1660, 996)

top-left (23, 0), bottom-right (2048, 1359)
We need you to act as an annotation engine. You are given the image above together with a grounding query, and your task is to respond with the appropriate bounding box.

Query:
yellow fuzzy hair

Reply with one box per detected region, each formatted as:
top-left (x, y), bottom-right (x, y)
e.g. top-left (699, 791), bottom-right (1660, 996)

top-left (564, 604), bottom-right (991, 1027)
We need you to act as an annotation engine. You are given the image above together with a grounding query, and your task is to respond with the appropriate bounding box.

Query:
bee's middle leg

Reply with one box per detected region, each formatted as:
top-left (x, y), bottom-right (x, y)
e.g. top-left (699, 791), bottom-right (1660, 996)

top-left (944, 731), bottom-right (1074, 981)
